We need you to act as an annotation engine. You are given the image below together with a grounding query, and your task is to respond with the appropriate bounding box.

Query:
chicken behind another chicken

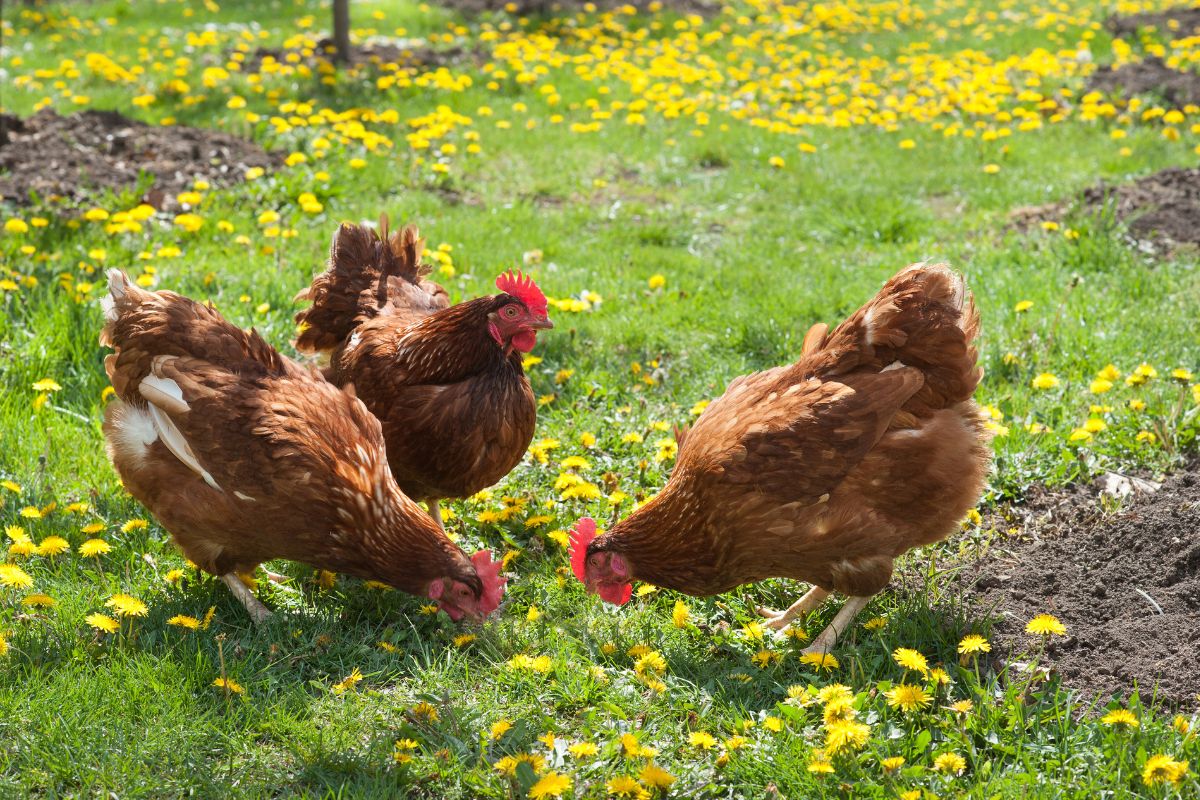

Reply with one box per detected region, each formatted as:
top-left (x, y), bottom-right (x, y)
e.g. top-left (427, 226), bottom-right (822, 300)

top-left (571, 263), bottom-right (990, 653)
top-left (100, 270), bottom-right (505, 624)
top-left (294, 219), bottom-right (553, 529)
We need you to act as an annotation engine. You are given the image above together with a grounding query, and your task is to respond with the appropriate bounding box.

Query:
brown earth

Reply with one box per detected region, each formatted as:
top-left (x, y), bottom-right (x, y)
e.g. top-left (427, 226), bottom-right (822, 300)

top-left (1086, 57), bottom-right (1200, 108)
top-left (959, 464), bottom-right (1200, 709)
top-left (438, 0), bottom-right (718, 17)
top-left (0, 108), bottom-right (278, 208)
top-left (239, 36), bottom-right (478, 74)
top-left (1107, 7), bottom-right (1200, 39)
top-left (1009, 166), bottom-right (1200, 250)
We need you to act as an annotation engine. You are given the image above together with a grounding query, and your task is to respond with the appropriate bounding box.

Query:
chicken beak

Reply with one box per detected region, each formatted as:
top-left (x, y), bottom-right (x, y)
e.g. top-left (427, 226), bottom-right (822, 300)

top-left (529, 317), bottom-right (554, 330)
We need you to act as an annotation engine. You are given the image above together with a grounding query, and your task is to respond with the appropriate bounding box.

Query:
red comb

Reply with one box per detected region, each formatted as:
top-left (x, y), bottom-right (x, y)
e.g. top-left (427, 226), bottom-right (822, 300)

top-left (496, 270), bottom-right (548, 316)
top-left (471, 550), bottom-right (507, 616)
top-left (568, 518), bottom-right (596, 584)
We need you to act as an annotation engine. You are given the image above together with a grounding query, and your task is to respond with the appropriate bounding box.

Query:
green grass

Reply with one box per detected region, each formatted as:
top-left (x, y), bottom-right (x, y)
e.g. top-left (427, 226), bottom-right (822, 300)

top-left (2, 0), bottom-right (1200, 797)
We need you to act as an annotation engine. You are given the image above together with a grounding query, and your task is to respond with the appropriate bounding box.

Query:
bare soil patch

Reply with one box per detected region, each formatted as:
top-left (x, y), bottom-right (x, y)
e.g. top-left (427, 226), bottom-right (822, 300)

top-left (438, 0), bottom-right (718, 17)
top-left (959, 464), bottom-right (1200, 709)
top-left (1009, 166), bottom-right (1200, 250)
top-left (0, 109), bottom-right (277, 208)
top-left (240, 37), bottom-right (477, 74)
top-left (1086, 57), bottom-right (1200, 108)
top-left (1106, 7), bottom-right (1200, 39)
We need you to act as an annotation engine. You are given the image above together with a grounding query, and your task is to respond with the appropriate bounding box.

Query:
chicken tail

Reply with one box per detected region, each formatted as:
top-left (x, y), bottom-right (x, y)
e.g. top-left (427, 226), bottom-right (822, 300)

top-left (99, 269), bottom-right (148, 348)
top-left (805, 263), bottom-right (981, 414)
top-left (293, 217), bottom-right (449, 354)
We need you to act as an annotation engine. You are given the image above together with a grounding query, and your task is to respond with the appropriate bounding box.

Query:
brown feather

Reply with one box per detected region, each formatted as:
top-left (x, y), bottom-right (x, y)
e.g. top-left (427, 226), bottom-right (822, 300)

top-left (593, 263), bottom-right (991, 601)
top-left (100, 271), bottom-right (481, 600)
top-left (295, 219), bottom-right (541, 506)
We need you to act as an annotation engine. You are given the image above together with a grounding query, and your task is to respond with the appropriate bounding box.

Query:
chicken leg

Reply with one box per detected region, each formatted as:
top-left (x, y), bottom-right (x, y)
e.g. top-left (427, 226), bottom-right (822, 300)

top-left (758, 586), bottom-right (830, 630)
top-left (801, 595), bottom-right (871, 655)
top-left (262, 569), bottom-right (300, 594)
top-left (221, 573), bottom-right (273, 625)
top-left (428, 499), bottom-right (444, 530)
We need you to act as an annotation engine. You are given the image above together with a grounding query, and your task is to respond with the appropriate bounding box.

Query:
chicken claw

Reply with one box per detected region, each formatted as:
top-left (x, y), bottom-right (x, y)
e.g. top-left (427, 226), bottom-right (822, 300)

top-left (801, 595), bottom-right (871, 655)
top-left (221, 573), bottom-right (273, 626)
top-left (757, 586), bottom-right (831, 630)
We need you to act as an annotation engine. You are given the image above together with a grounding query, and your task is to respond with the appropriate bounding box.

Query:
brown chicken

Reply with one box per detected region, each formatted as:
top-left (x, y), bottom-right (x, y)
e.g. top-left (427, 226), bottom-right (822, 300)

top-left (570, 263), bottom-right (990, 653)
top-left (294, 219), bottom-right (552, 527)
top-left (100, 270), bottom-right (505, 624)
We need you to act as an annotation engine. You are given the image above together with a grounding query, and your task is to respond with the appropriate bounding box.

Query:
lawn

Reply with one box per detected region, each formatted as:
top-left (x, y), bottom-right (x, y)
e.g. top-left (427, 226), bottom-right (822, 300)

top-left (1, 0), bottom-right (1199, 797)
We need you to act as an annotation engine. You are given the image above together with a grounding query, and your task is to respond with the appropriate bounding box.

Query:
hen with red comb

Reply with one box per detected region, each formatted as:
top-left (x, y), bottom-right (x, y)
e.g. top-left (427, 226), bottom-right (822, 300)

top-left (294, 217), bottom-right (553, 531)
top-left (496, 270), bottom-right (548, 318)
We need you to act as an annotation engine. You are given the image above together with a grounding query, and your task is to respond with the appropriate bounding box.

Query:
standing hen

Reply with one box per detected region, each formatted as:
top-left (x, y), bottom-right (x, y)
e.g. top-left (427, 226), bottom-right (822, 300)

top-left (570, 263), bottom-right (990, 653)
top-left (100, 270), bottom-right (505, 624)
top-left (294, 218), bottom-right (553, 527)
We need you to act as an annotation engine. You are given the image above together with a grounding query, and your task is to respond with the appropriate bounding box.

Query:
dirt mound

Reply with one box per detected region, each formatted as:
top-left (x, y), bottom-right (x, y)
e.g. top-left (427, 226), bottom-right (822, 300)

top-left (1086, 57), bottom-right (1200, 108)
top-left (0, 108), bottom-right (278, 208)
top-left (240, 36), bottom-right (475, 73)
top-left (959, 464), bottom-right (1200, 709)
top-left (1010, 167), bottom-right (1200, 250)
top-left (1107, 7), bottom-right (1200, 39)
top-left (438, 0), bottom-right (718, 17)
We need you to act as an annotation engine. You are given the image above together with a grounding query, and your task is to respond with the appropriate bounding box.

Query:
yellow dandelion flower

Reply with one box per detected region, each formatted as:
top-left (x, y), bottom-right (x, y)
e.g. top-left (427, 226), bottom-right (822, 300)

top-left (331, 668), bottom-right (364, 695)
top-left (411, 701), bottom-right (439, 722)
top-left (1101, 709), bottom-right (1139, 728)
top-left (106, 594), bottom-right (148, 617)
top-left (825, 719), bottom-right (871, 753)
top-left (1025, 614), bottom-right (1067, 636)
top-left (168, 615), bottom-right (201, 629)
top-left (800, 652), bottom-right (839, 671)
top-left (528, 772), bottom-right (571, 798)
top-left (892, 647), bottom-right (928, 673)
top-left (958, 634), bottom-right (990, 654)
top-left (606, 776), bottom-right (648, 798)
top-left (1031, 373), bottom-right (1060, 390)
top-left (638, 763), bottom-right (676, 789)
top-left (22, 593), bottom-right (56, 608)
top-left (568, 741), bottom-right (598, 758)
top-left (86, 613), bottom-right (120, 634)
top-left (881, 756), bottom-right (906, 772)
top-left (1143, 754), bottom-right (1189, 786)
top-left (689, 731), bottom-right (717, 749)
top-left (0, 564), bottom-right (34, 589)
top-left (36, 536), bottom-right (70, 556)
top-left (213, 677), bottom-right (244, 694)
top-left (933, 752), bottom-right (967, 775)
top-left (807, 750), bottom-right (835, 774)
top-left (949, 699), bottom-right (974, 714)
top-left (79, 539), bottom-right (111, 557)
top-left (886, 684), bottom-right (932, 713)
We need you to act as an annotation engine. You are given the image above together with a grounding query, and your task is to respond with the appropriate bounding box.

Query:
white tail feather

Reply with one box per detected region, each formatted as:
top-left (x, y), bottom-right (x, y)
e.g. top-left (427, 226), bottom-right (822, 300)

top-left (145, 402), bottom-right (222, 492)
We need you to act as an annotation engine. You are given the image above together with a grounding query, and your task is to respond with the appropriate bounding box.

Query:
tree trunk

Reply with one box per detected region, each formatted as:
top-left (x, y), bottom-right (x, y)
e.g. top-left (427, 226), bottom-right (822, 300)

top-left (332, 0), bottom-right (351, 65)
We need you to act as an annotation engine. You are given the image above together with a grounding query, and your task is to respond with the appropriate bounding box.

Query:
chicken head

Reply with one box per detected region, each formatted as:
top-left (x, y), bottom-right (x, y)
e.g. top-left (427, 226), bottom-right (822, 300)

top-left (489, 270), bottom-right (553, 353)
top-left (569, 518), bottom-right (633, 605)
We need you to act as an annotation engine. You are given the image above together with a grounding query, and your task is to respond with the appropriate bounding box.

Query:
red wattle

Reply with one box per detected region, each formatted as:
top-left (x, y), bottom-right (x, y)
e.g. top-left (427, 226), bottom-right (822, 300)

top-left (598, 582), bottom-right (633, 605)
top-left (470, 550), bottom-right (507, 616)
top-left (512, 330), bottom-right (537, 353)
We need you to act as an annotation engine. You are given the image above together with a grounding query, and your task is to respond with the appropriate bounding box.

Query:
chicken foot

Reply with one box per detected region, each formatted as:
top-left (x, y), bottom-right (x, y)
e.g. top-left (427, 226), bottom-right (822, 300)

top-left (261, 569), bottom-right (300, 594)
top-left (427, 499), bottom-right (444, 530)
top-left (758, 586), bottom-right (830, 630)
top-left (801, 595), bottom-right (871, 655)
top-left (221, 573), bottom-right (273, 625)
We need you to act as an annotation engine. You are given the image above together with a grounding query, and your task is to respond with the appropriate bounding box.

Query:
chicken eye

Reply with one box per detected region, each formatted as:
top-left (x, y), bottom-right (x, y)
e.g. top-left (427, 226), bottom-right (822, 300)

top-left (458, 586), bottom-right (471, 598)
top-left (502, 305), bottom-right (519, 318)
